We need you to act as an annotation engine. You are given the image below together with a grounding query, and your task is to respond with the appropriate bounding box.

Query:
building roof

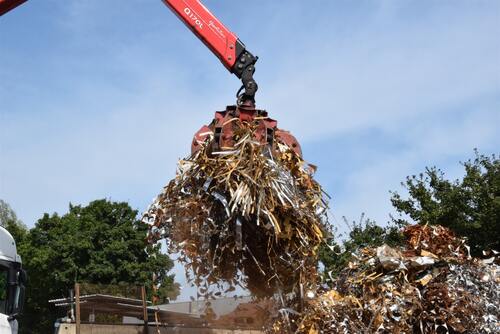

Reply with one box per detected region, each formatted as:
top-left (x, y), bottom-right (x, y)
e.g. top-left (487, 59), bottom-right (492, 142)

top-left (157, 296), bottom-right (254, 317)
top-left (49, 294), bottom-right (203, 325)
top-left (49, 294), bottom-right (146, 307)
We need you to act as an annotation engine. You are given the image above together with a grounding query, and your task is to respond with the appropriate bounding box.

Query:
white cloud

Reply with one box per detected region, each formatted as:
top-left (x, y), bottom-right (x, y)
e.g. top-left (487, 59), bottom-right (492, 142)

top-left (328, 103), bottom-right (500, 229)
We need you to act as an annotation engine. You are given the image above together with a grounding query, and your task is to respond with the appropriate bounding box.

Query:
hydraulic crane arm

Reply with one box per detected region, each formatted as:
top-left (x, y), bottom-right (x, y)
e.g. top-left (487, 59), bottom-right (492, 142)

top-left (0, 0), bottom-right (26, 15)
top-left (161, 0), bottom-right (258, 105)
top-left (0, 0), bottom-right (259, 105)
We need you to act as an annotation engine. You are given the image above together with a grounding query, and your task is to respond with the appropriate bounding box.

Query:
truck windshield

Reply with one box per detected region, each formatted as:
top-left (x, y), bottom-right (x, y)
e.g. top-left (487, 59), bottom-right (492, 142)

top-left (0, 267), bottom-right (7, 314)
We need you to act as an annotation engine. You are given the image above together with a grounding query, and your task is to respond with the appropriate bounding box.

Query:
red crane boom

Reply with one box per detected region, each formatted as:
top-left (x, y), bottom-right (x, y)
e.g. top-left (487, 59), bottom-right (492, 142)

top-left (0, 0), bottom-right (26, 15)
top-left (162, 0), bottom-right (239, 71)
top-left (161, 0), bottom-right (258, 105)
top-left (0, 0), bottom-right (258, 105)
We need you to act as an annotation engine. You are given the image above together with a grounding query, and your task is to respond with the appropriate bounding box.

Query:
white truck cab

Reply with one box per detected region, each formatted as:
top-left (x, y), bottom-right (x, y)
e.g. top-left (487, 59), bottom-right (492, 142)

top-left (0, 226), bottom-right (26, 334)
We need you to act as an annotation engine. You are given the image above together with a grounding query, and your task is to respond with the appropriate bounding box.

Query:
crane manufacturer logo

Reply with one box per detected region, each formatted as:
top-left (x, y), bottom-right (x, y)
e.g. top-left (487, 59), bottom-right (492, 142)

top-left (209, 20), bottom-right (225, 39)
top-left (184, 7), bottom-right (203, 29)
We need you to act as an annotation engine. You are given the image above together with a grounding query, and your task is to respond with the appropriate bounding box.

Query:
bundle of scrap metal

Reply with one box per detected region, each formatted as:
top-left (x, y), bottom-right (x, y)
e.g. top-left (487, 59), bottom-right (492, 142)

top-left (269, 224), bottom-right (499, 333)
top-left (143, 119), bottom-right (328, 298)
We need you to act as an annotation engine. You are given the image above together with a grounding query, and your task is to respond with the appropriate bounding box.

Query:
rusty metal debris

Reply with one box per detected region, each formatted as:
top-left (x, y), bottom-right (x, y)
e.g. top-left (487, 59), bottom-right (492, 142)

top-left (143, 115), bottom-right (328, 298)
top-left (268, 225), bottom-right (499, 333)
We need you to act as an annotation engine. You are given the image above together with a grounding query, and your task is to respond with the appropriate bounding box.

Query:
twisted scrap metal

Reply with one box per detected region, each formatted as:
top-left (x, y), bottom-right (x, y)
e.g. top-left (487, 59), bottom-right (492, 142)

top-left (143, 122), bottom-right (328, 298)
top-left (269, 225), bottom-right (499, 334)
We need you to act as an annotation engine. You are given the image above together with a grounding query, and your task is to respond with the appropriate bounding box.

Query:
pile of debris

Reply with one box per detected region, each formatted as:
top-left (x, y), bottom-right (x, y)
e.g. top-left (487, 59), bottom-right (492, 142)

top-left (269, 224), bottom-right (499, 333)
top-left (143, 116), bottom-right (328, 298)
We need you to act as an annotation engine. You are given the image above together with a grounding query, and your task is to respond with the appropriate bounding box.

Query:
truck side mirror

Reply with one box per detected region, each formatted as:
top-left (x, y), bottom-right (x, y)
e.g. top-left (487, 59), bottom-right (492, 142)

top-left (13, 269), bottom-right (26, 315)
top-left (19, 270), bottom-right (27, 286)
top-left (15, 285), bottom-right (25, 314)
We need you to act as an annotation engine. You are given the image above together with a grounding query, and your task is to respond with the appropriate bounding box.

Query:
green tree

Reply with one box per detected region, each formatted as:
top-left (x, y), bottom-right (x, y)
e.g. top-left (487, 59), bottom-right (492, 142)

top-left (390, 151), bottom-right (499, 255)
top-left (319, 216), bottom-right (404, 279)
top-left (18, 199), bottom-right (179, 334)
top-left (0, 199), bottom-right (17, 225)
top-left (0, 199), bottom-right (28, 244)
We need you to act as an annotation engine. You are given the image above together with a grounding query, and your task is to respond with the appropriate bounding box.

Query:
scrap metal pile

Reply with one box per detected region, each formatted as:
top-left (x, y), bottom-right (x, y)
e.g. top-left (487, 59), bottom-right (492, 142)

top-left (269, 224), bottom-right (499, 333)
top-left (143, 112), bottom-right (328, 298)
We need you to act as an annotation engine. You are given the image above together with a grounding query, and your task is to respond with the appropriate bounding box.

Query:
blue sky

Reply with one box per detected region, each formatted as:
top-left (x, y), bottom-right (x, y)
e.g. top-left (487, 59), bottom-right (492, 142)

top-left (1, 0), bottom-right (499, 301)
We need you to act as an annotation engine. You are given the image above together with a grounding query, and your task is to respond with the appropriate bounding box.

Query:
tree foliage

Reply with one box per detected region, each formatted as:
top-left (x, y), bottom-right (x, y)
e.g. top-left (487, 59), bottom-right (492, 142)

top-left (0, 199), bottom-right (28, 244)
top-left (1, 199), bottom-right (179, 334)
top-left (390, 151), bottom-right (499, 255)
